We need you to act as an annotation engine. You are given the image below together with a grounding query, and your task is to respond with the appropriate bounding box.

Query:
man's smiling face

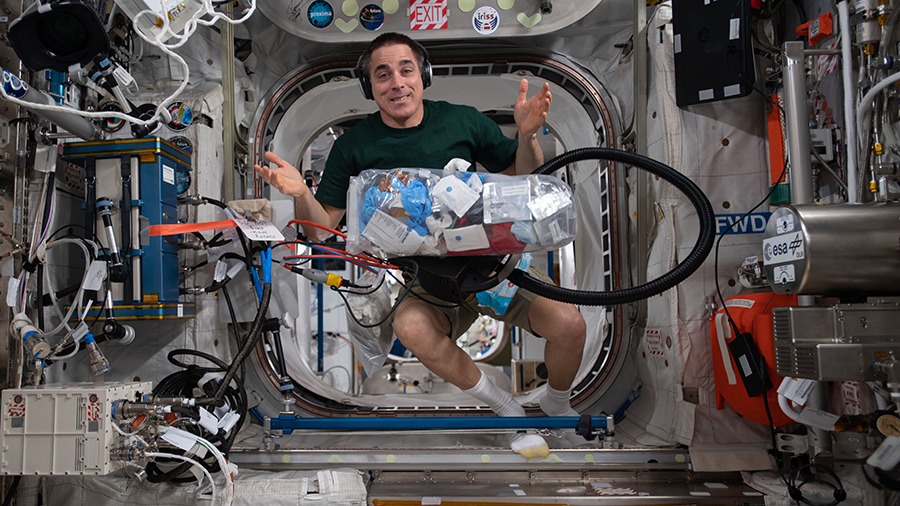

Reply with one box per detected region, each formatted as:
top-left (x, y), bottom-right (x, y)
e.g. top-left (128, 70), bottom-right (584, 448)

top-left (370, 43), bottom-right (425, 129)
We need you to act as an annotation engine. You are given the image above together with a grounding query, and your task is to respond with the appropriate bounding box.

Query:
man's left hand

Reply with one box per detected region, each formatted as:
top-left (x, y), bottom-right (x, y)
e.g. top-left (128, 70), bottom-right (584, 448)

top-left (514, 79), bottom-right (552, 138)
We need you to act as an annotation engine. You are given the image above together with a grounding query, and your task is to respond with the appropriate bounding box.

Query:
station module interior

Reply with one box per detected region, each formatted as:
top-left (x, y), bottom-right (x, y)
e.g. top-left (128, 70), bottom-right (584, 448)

top-left (0, 0), bottom-right (896, 504)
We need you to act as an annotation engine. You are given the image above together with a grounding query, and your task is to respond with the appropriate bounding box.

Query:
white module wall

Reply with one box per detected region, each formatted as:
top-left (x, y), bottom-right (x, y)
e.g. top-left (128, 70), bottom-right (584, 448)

top-left (0, 382), bottom-right (153, 475)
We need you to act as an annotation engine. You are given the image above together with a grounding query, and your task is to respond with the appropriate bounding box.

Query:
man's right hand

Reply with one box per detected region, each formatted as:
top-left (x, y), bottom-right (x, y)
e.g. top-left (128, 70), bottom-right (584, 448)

top-left (254, 151), bottom-right (309, 198)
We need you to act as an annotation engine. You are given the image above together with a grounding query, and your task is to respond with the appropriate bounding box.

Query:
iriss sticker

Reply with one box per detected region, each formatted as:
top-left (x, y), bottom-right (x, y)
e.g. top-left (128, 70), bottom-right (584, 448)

top-left (472, 6), bottom-right (499, 35)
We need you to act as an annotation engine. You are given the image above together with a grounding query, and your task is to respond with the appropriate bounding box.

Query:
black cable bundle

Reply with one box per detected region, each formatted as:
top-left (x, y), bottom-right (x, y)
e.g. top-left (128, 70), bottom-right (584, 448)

top-left (145, 349), bottom-right (248, 483)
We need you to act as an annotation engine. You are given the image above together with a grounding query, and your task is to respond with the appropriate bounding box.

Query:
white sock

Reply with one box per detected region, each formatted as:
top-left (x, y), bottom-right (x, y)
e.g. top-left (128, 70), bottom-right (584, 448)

top-left (464, 372), bottom-right (549, 458)
top-left (540, 384), bottom-right (579, 417)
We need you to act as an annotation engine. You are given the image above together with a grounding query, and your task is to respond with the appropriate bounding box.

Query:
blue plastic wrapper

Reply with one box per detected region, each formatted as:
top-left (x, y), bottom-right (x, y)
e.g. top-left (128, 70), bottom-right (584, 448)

top-left (475, 254), bottom-right (532, 315)
top-left (392, 176), bottom-right (431, 237)
top-left (361, 187), bottom-right (394, 232)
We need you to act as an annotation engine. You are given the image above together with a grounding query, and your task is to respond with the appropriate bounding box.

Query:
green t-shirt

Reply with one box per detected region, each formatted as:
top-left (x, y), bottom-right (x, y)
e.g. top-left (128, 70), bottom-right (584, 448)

top-left (315, 99), bottom-right (518, 209)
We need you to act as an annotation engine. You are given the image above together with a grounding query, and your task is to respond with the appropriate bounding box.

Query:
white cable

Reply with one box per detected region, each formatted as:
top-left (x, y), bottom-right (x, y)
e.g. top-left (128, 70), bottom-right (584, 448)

top-left (125, 0), bottom-right (256, 124)
top-left (777, 390), bottom-right (803, 424)
top-left (111, 419), bottom-right (150, 446)
top-left (41, 238), bottom-right (97, 338)
top-left (856, 71), bottom-right (900, 141)
top-left (28, 172), bottom-right (55, 263)
top-left (324, 365), bottom-right (352, 388)
top-left (776, 377), bottom-right (838, 431)
top-left (145, 452), bottom-right (217, 504)
top-left (0, 74), bottom-right (169, 126)
top-left (839, 1), bottom-right (859, 202)
top-left (16, 337), bottom-right (22, 388)
top-left (49, 297), bottom-right (92, 359)
top-left (80, 299), bottom-right (93, 322)
top-left (195, 436), bottom-right (235, 505)
top-left (14, 270), bottom-right (27, 314)
top-left (43, 258), bottom-right (69, 327)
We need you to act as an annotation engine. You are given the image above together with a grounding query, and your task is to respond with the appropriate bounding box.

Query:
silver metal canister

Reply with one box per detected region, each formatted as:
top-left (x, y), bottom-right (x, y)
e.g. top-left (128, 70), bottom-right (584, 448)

top-left (763, 202), bottom-right (900, 295)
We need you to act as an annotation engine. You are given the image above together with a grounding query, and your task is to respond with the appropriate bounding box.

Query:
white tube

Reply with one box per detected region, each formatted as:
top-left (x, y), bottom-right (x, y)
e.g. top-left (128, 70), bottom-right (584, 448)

top-left (194, 436), bottom-right (234, 505)
top-left (42, 238), bottom-right (98, 337)
top-left (145, 452), bottom-right (217, 504)
top-left (839, 1), bottom-right (859, 202)
top-left (878, 393), bottom-right (890, 410)
top-left (778, 391), bottom-right (803, 424)
top-left (856, 73), bottom-right (900, 155)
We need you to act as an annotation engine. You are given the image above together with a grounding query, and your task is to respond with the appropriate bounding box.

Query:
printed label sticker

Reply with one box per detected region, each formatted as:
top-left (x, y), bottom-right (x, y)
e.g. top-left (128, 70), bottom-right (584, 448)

top-left (410, 0), bottom-right (448, 30)
top-left (643, 329), bottom-right (664, 356)
top-left (762, 233), bottom-right (805, 265)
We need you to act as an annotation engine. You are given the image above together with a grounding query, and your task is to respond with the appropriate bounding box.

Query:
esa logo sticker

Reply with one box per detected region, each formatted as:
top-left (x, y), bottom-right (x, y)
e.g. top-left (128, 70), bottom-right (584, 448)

top-left (360, 4), bottom-right (385, 30)
top-left (307, 0), bottom-right (334, 28)
top-left (762, 233), bottom-right (805, 265)
top-left (472, 6), bottom-right (499, 35)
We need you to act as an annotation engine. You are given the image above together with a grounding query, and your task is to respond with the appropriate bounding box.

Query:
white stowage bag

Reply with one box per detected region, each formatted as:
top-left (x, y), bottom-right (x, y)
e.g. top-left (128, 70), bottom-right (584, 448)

top-left (343, 269), bottom-right (396, 377)
top-left (346, 161), bottom-right (577, 259)
top-left (33, 468), bottom-right (367, 506)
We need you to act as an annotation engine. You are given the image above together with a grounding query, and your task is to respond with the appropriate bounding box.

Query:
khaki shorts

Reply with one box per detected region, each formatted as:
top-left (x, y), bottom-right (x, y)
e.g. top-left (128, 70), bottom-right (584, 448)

top-left (409, 266), bottom-right (555, 339)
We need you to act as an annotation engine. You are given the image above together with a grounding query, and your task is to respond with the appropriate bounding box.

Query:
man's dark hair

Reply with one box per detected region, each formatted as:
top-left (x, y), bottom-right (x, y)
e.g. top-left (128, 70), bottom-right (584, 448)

top-left (359, 32), bottom-right (426, 78)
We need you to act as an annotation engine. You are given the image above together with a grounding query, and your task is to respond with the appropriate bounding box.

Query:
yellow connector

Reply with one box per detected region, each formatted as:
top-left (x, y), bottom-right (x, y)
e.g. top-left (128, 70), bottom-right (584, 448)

top-left (325, 273), bottom-right (344, 288)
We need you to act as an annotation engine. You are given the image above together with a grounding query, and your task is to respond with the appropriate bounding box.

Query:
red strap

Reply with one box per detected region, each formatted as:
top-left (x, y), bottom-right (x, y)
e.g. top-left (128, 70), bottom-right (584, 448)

top-left (149, 219), bottom-right (237, 237)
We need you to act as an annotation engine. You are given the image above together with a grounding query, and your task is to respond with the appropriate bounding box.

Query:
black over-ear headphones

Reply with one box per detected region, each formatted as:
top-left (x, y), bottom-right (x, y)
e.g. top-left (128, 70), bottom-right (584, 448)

top-left (357, 40), bottom-right (432, 100)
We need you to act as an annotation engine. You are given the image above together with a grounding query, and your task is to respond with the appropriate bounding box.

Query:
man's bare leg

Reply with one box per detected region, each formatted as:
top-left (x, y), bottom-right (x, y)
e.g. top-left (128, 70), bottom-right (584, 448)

top-left (393, 300), bottom-right (548, 457)
top-left (527, 296), bottom-right (587, 416)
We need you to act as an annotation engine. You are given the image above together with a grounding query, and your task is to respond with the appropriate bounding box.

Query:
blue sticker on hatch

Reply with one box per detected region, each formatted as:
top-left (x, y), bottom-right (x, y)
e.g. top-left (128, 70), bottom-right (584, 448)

top-left (307, 0), bottom-right (334, 28)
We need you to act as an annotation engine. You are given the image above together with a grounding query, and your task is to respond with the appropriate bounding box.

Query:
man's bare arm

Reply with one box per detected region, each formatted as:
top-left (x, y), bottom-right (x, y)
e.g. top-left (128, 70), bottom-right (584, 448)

top-left (504, 79), bottom-right (552, 175)
top-left (254, 151), bottom-right (345, 241)
top-left (293, 190), bottom-right (346, 241)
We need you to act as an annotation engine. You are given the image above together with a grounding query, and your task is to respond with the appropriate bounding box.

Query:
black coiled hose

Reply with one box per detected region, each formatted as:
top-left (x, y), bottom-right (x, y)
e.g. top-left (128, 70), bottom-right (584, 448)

top-left (507, 147), bottom-right (715, 306)
top-left (210, 282), bottom-right (271, 402)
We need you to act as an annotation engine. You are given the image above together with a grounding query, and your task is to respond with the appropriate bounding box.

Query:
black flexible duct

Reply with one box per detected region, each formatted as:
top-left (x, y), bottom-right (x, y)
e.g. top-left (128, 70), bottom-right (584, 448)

top-left (199, 282), bottom-right (271, 404)
top-left (507, 147), bottom-right (715, 306)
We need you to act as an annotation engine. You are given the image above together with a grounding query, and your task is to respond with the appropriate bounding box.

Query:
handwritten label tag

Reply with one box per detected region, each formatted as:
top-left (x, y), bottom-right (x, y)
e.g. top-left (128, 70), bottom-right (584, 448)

top-left (233, 219), bottom-right (285, 241)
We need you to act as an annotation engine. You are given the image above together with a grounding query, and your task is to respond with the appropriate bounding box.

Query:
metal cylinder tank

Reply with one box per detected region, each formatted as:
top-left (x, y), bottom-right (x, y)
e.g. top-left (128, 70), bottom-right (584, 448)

top-left (763, 202), bottom-right (900, 295)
